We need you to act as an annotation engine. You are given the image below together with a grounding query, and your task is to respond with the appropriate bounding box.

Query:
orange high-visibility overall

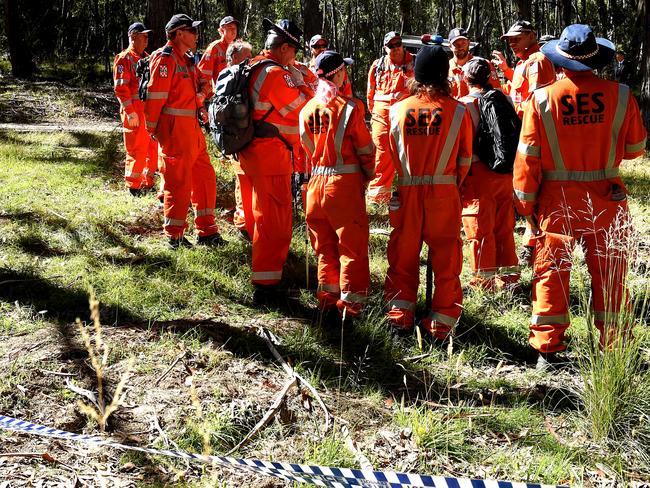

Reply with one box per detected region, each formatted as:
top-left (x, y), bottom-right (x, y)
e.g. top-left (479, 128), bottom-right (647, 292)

top-left (197, 38), bottom-right (229, 99)
top-left (366, 52), bottom-right (414, 203)
top-left (144, 42), bottom-right (219, 240)
top-left (459, 92), bottom-right (519, 289)
top-left (238, 53), bottom-right (309, 285)
top-left (385, 92), bottom-right (473, 338)
top-left (448, 55), bottom-right (501, 99)
top-left (113, 47), bottom-right (158, 190)
top-left (299, 94), bottom-right (375, 316)
top-left (513, 71), bottom-right (646, 353)
top-left (502, 44), bottom-right (556, 248)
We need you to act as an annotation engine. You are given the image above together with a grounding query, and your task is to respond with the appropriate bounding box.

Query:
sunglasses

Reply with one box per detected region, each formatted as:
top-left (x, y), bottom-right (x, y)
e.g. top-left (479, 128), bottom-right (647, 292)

top-left (313, 43), bottom-right (328, 49)
top-left (386, 40), bottom-right (402, 49)
top-left (180, 27), bottom-right (198, 35)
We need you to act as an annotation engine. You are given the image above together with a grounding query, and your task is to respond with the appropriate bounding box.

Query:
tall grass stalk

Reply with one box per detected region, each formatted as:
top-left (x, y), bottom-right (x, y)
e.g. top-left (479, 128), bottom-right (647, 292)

top-left (571, 205), bottom-right (650, 465)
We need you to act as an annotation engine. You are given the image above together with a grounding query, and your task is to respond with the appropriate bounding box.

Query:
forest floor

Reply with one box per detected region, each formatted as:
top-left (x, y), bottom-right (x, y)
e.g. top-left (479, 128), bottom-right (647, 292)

top-left (1, 77), bottom-right (649, 487)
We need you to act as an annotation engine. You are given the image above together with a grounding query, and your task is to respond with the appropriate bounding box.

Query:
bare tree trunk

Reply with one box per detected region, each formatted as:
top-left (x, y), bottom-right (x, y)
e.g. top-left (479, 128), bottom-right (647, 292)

top-left (561, 0), bottom-right (571, 26)
top-left (302, 0), bottom-right (324, 48)
top-left (4, 0), bottom-right (36, 78)
top-left (515, 0), bottom-right (531, 19)
top-left (637, 0), bottom-right (650, 139)
top-left (146, 0), bottom-right (175, 50)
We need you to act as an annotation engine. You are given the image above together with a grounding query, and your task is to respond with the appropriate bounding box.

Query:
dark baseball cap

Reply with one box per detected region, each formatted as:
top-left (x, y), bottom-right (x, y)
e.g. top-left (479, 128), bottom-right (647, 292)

top-left (462, 57), bottom-right (491, 85)
top-left (128, 22), bottom-right (152, 35)
top-left (383, 31), bottom-right (400, 46)
top-left (219, 16), bottom-right (239, 27)
top-left (165, 14), bottom-right (203, 33)
top-left (501, 20), bottom-right (535, 39)
top-left (315, 50), bottom-right (353, 77)
top-left (448, 27), bottom-right (469, 43)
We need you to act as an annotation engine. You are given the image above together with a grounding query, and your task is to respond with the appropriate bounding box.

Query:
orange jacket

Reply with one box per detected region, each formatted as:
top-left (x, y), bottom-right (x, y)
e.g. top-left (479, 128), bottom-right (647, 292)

top-left (299, 95), bottom-right (375, 179)
top-left (388, 92), bottom-right (473, 191)
top-left (238, 52), bottom-right (310, 176)
top-left (513, 71), bottom-right (647, 216)
top-left (294, 61), bottom-right (318, 97)
top-left (197, 38), bottom-right (229, 98)
top-left (367, 51), bottom-right (414, 112)
top-left (113, 47), bottom-right (146, 115)
top-left (448, 55), bottom-right (500, 99)
top-left (144, 41), bottom-right (203, 135)
top-left (503, 44), bottom-right (555, 117)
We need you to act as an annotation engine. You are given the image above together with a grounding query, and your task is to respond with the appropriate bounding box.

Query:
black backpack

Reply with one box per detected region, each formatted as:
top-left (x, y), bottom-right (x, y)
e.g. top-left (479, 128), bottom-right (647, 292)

top-left (135, 46), bottom-right (172, 102)
top-left (475, 89), bottom-right (522, 174)
top-left (208, 58), bottom-right (286, 156)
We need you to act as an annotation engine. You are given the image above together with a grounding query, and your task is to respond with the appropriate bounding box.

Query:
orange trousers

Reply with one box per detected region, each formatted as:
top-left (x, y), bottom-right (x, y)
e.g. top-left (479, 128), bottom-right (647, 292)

top-left (367, 103), bottom-right (394, 203)
top-left (385, 187), bottom-right (463, 339)
top-left (156, 114), bottom-right (219, 239)
top-left (121, 107), bottom-right (158, 189)
top-left (306, 174), bottom-right (370, 316)
top-left (530, 183), bottom-right (629, 353)
top-left (461, 162), bottom-right (519, 289)
top-left (233, 172), bottom-right (253, 236)
top-left (249, 174), bottom-right (293, 285)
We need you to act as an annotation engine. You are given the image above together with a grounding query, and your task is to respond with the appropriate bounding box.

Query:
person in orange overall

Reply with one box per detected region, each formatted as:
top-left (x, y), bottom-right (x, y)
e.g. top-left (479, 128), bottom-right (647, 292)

top-left (447, 27), bottom-right (500, 99)
top-left (384, 45), bottom-right (473, 340)
top-left (513, 24), bottom-right (647, 369)
top-left (113, 22), bottom-right (158, 196)
top-left (237, 19), bottom-right (310, 298)
top-left (491, 20), bottom-right (557, 266)
top-left (197, 16), bottom-right (239, 97)
top-left (367, 32), bottom-right (415, 203)
top-left (299, 51), bottom-right (375, 317)
top-left (144, 14), bottom-right (225, 248)
top-left (459, 58), bottom-right (520, 290)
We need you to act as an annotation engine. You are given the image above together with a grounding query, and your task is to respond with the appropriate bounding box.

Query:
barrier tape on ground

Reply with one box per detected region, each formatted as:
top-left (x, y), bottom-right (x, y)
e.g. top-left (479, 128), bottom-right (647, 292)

top-left (0, 415), bottom-right (567, 488)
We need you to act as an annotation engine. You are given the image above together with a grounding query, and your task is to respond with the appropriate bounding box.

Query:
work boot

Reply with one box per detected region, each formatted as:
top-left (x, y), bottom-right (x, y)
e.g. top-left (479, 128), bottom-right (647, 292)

top-left (129, 187), bottom-right (145, 197)
top-left (518, 245), bottom-right (535, 267)
top-left (535, 352), bottom-right (570, 371)
top-left (196, 232), bottom-right (227, 247)
top-left (168, 236), bottom-right (193, 250)
top-left (253, 283), bottom-right (280, 306)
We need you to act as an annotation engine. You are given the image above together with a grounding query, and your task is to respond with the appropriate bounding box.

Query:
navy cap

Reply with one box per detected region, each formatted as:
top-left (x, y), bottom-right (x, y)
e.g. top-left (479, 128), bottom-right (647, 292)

top-left (541, 24), bottom-right (614, 71)
top-left (128, 22), bottom-right (152, 35)
top-left (219, 16), bottom-right (239, 27)
top-left (165, 14), bottom-right (203, 33)
top-left (383, 31), bottom-right (400, 46)
top-left (414, 45), bottom-right (449, 84)
top-left (315, 50), bottom-right (353, 77)
top-left (448, 27), bottom-right (469, 43)
top-left (462, 57), bottom-right (491, 85)
top-left (263, 18), bottom-right (303, 48)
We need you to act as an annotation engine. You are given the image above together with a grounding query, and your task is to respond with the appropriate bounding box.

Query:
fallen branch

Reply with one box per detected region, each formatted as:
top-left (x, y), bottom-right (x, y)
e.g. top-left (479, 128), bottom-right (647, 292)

top-left (340, 425), bottom-right (373, 470)
top-left (225, 376), bottom-right (298, 455)
top-left (38, 369), bottom-right (76, 377)
top-left (153, 351), bottom-right (186, 386)
top-left (259, 328), bottom-right (331, 432)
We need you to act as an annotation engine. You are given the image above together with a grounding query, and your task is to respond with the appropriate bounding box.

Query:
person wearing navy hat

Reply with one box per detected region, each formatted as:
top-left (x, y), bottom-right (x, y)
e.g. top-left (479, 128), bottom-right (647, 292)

top-left (197, 16), bottom-right (240, 97)
top-left (113, 22), bottom-right (158, 195)
top-left (513, 24), bottom-right (647, 370)
top-left (298, 50), bottom-right (374, 320)
top-left (235, 19), bottom-right (311, 300)
top-left (383, 44), bottom-right (473, 341)
top-left (144, 14), bottom-right (226, 249)
top-left (447, 27), bottom-right (501, 99)
top-left (366, 30), bottom-right (415, 203)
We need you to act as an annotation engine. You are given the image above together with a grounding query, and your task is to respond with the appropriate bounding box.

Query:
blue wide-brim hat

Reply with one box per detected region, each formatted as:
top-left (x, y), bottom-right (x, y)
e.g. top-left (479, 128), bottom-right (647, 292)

top-left (541, 24), bottom-right (614, 71)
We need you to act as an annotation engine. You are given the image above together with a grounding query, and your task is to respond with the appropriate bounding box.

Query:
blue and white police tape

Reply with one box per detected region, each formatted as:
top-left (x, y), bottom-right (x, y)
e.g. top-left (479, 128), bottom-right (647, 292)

top-left (0, 414), bottom-right (567, 488)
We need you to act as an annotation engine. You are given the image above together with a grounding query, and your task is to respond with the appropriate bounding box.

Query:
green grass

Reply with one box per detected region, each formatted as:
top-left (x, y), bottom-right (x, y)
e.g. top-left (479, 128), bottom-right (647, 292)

top-left (1, 129), bottom-right (650, 485)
